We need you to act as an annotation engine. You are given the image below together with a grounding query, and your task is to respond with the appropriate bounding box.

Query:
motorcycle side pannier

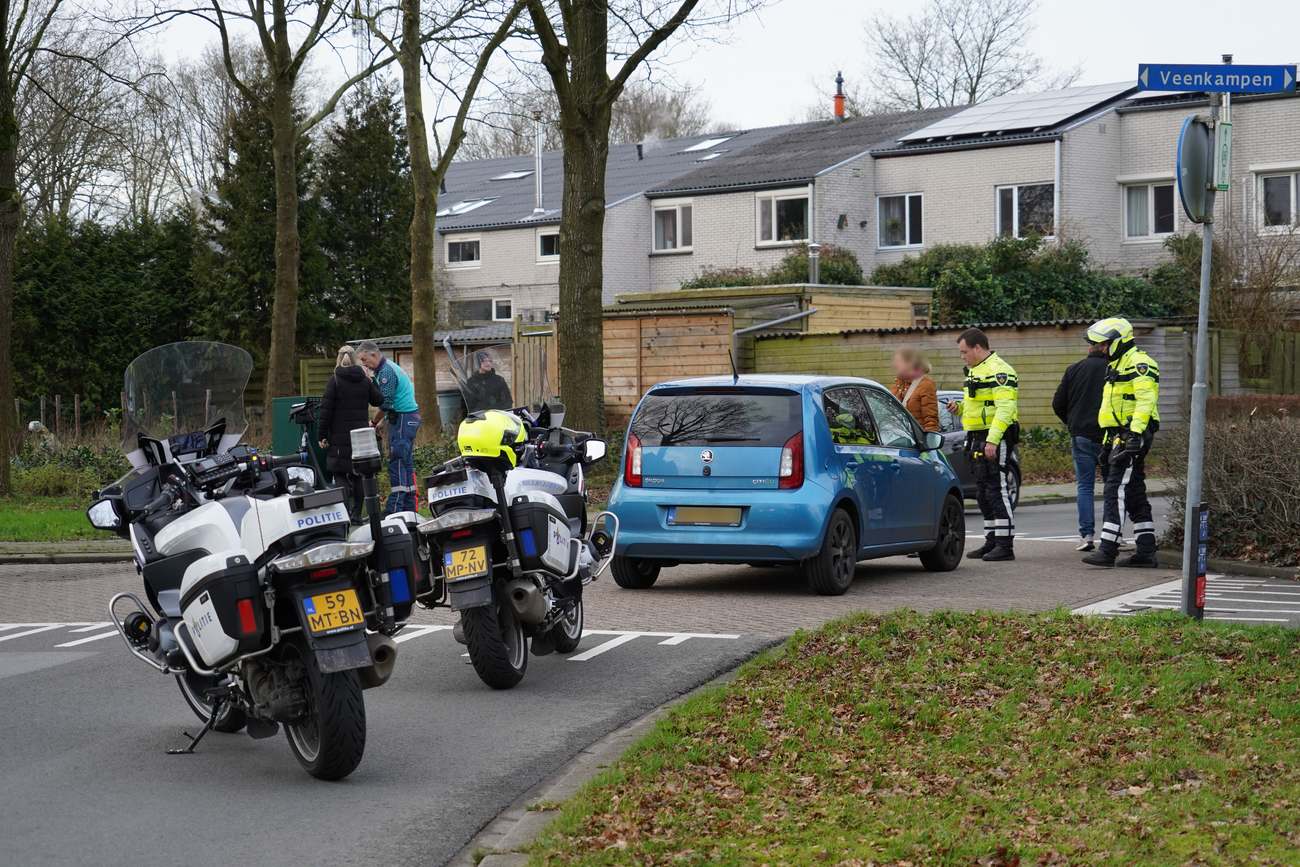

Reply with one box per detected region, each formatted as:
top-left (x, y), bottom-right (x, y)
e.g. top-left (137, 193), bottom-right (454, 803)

top-left (508, 496), bottom-right (574, 575)
top-left (376, 522), bottom-right (417, 622)
top-left (179, 553), bottom-right (266, 666)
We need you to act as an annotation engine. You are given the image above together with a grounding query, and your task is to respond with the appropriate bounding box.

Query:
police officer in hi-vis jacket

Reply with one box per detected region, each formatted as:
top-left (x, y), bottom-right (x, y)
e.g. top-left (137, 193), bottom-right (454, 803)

top-left (947, 328), bottom-right (1020, 562)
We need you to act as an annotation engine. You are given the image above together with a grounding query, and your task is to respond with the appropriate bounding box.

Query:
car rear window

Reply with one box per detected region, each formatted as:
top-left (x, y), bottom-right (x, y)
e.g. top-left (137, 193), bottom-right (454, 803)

top-left (630, 388), bottom-right (802, 447)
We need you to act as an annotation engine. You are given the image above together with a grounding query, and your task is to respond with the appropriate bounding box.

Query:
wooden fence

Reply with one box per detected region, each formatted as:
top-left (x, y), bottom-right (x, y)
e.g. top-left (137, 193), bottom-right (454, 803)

top-left (603, 309), bottom-right (734, 427)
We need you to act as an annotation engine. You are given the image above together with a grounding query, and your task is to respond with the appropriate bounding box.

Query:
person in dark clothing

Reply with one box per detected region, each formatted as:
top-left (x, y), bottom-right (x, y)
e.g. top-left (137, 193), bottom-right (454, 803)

top-left (463, 350), bottom-right (513, 413)
top-left (1052, 341), bottom-right (1109, 551)
top-left (318, 345), bottom-right (383, 523)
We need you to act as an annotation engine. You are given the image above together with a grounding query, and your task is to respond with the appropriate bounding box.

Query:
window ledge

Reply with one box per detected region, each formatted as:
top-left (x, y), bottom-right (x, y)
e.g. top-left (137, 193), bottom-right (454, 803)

top-left (877, 244), bottom-right (923, 252)
top-left (650, 248), bottom-right (694, 256)
top-left (755, 240), bottom-right (806, 250)
top-left (1122, 236), bottom-right (1172, 246)
top-left (445, 263), bottom-right (482, 270)
top-left (536, 256), bottom-right (560, 265)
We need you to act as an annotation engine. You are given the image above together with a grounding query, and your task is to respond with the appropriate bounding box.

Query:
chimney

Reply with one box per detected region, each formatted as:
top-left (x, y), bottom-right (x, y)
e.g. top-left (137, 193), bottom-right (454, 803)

top-left (532, 110), bottom-right (545, 216)
top-left (833, 71), bottom-right (845, 122)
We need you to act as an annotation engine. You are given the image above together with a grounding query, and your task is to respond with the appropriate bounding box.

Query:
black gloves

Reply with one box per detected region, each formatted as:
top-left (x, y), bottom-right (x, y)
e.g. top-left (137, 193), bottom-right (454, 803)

top-left (1125, 431), bottom-right (1144, 453)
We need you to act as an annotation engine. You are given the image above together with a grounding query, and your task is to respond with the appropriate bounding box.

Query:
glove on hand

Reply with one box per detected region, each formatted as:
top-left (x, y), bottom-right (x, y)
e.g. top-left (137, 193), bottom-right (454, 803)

top-left (1125, 432), bottom-right (1144, 454)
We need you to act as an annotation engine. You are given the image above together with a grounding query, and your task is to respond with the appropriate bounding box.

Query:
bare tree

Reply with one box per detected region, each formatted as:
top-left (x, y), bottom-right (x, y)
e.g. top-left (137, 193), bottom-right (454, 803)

top-left (865, 0), bottom-right (1079, 112)
top-left (527, 0), bottom-right (760, 432)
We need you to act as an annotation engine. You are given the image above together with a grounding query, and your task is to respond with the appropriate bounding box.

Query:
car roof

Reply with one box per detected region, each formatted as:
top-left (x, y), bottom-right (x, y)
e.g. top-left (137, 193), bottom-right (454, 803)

top-left (646, 374), bottom-right (887, 392)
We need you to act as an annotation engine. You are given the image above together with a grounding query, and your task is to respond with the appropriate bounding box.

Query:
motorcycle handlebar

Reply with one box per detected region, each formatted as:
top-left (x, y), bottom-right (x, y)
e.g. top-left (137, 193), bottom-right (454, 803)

top-left (144, 482), bottom-right (179, 514)
top-left (265, 452), bottom-right (306, 469)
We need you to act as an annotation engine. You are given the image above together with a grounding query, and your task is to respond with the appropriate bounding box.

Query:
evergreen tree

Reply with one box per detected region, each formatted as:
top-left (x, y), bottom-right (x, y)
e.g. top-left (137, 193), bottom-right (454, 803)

top-left (195, 79), bottom-right (328, 358)
top-left (317, 81), bottom-right (413, 341)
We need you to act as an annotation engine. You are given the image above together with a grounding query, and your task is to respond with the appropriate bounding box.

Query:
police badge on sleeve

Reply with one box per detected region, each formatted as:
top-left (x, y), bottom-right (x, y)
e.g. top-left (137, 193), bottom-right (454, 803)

top-left (995, 372), bottom-right (1008, 385)
top-left (1136, 362), bottom-right (1149, 376)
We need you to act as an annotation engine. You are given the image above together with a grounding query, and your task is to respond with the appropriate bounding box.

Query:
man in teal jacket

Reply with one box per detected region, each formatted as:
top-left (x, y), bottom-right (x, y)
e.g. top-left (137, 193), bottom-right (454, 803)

top-left (357, 341), bottom-right (421, 514)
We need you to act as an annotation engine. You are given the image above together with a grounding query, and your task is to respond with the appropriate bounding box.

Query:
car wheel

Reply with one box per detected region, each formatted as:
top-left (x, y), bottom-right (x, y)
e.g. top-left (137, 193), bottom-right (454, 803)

top-left (802, 509), bottom-right (857, 596)
top-left (611, 556), bottom-right (660, 589)
top-left (919, 493), bottom-right (966, 572)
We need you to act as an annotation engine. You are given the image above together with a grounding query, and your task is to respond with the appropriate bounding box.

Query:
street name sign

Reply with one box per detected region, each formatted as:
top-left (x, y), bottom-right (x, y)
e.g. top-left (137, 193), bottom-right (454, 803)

top-left (1138, 63), bottom-right (1297, 93)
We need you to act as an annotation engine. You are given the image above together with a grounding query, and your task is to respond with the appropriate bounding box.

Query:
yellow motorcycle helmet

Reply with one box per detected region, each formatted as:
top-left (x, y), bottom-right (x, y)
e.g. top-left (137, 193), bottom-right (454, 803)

top-left (1086, 316), bottom-right (1134, 358)
top-left (457, 409), bottom-right (526, 466)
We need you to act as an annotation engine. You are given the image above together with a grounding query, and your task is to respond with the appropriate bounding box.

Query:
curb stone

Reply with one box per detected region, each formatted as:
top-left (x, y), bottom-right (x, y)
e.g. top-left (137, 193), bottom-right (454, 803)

top-left (1157, 548), bottom-right (1298, 581)
top-left (447, 649), bottom-right (778, 866)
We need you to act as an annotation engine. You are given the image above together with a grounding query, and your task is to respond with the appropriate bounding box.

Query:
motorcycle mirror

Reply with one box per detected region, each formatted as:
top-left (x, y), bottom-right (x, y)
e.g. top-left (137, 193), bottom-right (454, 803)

top-left (87, 499), bottom-right (121, 530)
top-left (583, 439), bottom-right (607, 463)
top-left (547, 401), bottom-right (565, 429)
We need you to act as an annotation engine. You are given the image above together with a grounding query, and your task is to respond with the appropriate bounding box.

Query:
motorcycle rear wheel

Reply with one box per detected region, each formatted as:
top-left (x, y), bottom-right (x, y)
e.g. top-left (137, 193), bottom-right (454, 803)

top-left (550, 598), bottom-right (584, 654)
top-left (284, 648), bottom-right (367, 781)
top-left (463, 601), bottom-right (527, 689)
top-left (175, 671), bottom-right (247, 734)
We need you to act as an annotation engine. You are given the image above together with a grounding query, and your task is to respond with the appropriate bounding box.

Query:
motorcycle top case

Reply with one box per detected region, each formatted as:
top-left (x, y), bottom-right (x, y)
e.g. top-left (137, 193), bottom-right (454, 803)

top-left (179, 553), bottom-right (266, 666)
top-left (508, 495), bottom-right (574, 575)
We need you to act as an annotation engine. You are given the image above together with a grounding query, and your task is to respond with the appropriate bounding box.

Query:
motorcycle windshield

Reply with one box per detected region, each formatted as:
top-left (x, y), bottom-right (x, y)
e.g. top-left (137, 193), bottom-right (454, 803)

top-left (122, 341), bottom-right (254, 467)
top-left (447, 342), bottom-right (516, 417)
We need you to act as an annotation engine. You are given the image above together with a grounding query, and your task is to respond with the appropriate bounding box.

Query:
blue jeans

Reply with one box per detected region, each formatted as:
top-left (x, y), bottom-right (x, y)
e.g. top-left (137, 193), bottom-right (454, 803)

top-left (385, 411), bottom-right (421, 514)
top-left (1072, 435), bottom-right (1101, 538)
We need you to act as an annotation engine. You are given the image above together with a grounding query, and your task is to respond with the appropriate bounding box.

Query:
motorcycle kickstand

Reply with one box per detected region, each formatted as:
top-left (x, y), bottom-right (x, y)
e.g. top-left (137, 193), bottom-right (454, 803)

top-left (166, 700), bottom-right (223, 755)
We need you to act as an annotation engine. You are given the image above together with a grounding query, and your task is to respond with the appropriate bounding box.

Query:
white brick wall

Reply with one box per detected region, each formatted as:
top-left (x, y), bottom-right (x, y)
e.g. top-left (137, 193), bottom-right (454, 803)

top-left (815, 157), bottom-right (878, 271)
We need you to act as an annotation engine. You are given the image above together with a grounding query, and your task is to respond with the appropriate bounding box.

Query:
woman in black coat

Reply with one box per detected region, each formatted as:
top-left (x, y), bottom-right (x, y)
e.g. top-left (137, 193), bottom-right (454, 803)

top-left (318, 345), bottom-right (383, 522)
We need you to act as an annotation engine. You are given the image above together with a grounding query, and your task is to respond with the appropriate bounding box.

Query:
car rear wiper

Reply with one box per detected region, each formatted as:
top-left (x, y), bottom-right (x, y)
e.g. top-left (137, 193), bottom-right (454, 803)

top-left (700, 436), bottom-right (761, 442)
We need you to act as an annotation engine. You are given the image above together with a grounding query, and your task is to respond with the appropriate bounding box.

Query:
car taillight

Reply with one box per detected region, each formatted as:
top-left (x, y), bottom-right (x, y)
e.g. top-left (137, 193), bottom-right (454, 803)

top-left (779, 431), bottom-right (803, 489)
top-left (236, 598), bottom-right (258, 635)
top-left (624, 432), bottom-right (642, 487)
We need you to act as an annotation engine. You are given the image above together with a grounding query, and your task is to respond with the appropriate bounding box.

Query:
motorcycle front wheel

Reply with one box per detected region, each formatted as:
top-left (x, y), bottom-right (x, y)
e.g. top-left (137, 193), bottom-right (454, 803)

top-left (176, 671), bottom-right (247, 733)
top-left (462, 600), bottom-right (527, 689)
top-left (284, 645), bottom-right (367, 781)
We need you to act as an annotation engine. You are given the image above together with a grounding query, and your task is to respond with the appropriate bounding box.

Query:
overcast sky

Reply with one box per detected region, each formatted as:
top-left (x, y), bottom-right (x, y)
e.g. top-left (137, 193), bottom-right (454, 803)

top-left (656, 0), bottom-right (1300, 128)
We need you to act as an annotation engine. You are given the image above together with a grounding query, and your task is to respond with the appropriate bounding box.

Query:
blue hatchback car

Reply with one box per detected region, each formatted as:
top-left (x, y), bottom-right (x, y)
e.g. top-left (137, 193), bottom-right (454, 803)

top-left (608, 375), bottom-right (966, 595)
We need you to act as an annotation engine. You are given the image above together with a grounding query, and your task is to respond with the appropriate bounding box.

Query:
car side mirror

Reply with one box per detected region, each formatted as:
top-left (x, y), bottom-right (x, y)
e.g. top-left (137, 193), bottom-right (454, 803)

top-left (923, 431), bottom-right (944, 451)
top-left (583, 439), bottom-right (608, 463)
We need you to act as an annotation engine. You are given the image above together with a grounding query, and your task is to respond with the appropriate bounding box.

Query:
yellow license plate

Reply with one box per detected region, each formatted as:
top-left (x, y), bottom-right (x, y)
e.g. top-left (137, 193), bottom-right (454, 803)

top-left (671, 506), bottom-right (742, 526)
top-left (302, 588), bottom-right (365, 635)
top-left (444, 545), bottom-right (489, 581)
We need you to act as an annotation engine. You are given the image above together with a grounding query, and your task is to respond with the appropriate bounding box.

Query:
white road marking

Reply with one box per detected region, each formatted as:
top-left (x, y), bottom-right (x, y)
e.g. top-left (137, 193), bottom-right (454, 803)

top-left (55, 631), bottom-right (120, 648)
top-left (393, 624), bottom-right (453, 644)
top-left (567, 633), bottom-right (642, 661)
top-left (0, 624), bottom-right (78, 643)
top-left (68, 622), bottom-right (112, 633)
top-left (1076, 575), bottom-right (1300, 625)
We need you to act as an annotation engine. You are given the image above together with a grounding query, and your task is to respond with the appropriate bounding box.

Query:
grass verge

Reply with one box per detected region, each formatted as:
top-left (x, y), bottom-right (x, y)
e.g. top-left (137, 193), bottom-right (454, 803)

top-left (0, 497), bottom-right (112, 542)
top-left (532, 610), bottom-right (1300, 865)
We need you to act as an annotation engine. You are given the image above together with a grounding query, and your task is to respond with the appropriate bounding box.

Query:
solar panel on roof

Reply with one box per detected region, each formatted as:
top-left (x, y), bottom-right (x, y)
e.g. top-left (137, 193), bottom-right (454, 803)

top-left (898, 82), bottom-right (1133, 142)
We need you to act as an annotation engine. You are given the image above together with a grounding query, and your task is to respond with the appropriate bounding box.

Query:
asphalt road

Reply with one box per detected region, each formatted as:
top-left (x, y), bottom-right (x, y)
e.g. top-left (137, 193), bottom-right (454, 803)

top-left (4, 493), bottom-right (1293, 866)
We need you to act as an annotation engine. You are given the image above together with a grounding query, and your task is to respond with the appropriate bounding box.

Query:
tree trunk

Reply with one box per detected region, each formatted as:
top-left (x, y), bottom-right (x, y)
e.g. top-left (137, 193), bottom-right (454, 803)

top-left (0, 63), bottom-right (15, 496)
top-left (264, 75), bottom-right (301, 408)
top-left (401, 0), bottom-right (441, 442)
top-left (554, 6), bottom-right (613, 434)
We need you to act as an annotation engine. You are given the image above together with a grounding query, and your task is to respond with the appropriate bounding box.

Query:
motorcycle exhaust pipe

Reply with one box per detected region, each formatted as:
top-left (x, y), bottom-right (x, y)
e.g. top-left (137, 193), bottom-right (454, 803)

top-left (506, 577), bottom-right (548, 625)
top-left (358, 633), bottom-right (398, 690)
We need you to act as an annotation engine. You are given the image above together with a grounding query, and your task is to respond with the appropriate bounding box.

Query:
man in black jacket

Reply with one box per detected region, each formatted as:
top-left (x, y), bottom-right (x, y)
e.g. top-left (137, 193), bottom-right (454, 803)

top-left (1052, 342), bottom-right (1108, 551)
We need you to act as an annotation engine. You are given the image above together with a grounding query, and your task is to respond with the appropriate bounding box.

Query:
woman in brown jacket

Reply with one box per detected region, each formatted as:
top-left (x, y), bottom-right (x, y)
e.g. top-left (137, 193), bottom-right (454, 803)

top-left (890, 346), bottom-right (940, 433)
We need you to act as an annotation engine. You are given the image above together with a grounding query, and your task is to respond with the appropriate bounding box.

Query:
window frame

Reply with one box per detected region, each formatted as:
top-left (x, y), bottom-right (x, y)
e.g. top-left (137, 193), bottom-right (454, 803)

top-left (445, 235), bottom-right (482, 269)
top-left (994, 182), bottom-right (1056, 240)
top-left (877, 192), bottom-right (924, 249)
top-left (1259, 171), bottom-right (1299, 233)
top-left (1122, 180), bottom-right (1176, 242)
top-left (536, 227), bottom-right (560, 263)
top-left (755, 188), bottom-right (811, 248)
top-left (650, 199), bottom-right (694, 254)
top-left (491, 297), bottom-right (513, 322)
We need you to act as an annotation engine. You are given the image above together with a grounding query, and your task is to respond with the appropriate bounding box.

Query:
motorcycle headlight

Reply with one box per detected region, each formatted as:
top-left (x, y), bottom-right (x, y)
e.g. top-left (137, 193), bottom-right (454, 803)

top-left (269, 541), bottom-right (373, 573)
top-left (417, 508), bottom-right (497, 535)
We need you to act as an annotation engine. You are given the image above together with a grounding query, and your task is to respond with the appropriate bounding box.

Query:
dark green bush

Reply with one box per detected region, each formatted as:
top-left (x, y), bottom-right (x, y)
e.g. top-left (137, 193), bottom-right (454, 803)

top-left (681, 244), bottom-right (864, 289)
top-left (13, 465), bottom-right (102, 499)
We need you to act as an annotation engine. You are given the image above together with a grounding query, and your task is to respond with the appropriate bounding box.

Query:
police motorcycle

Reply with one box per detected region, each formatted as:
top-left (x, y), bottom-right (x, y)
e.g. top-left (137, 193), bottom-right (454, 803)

top-left (87, 342), bottom-right (413, 780)
top-left (416, 342), bottom-right (617, 689)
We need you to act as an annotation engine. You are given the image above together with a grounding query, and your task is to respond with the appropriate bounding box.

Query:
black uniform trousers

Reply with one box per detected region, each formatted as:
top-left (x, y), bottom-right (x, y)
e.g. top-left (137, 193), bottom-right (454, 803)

top-left (1097, 425), bottom-right (1157, 557)
top-left (967, 425), bottom-right (1018, 547)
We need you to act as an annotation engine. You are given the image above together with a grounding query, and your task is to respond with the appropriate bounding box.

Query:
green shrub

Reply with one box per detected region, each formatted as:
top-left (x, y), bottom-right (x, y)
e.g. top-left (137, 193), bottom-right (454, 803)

top-left (1206, 393), bottom-right (1300, 421)
top-left (681, 244), bottom-right (864, 289)
top-left (13, 465), bottom-right (102, 499)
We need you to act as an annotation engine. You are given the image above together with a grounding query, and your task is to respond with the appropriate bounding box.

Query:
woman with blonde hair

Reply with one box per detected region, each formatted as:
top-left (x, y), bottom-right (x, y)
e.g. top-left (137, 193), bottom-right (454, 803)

top-left (890, 345), bottom-right (940, 433)
top-left (318, 344), bottom-right (382, 522)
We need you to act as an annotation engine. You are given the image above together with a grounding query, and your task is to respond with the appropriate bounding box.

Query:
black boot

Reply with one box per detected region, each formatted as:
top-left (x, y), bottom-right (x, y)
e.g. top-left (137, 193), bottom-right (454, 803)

top-left (967, 538), bottom-right (995, 560)
top-left (982, 544), bottom-right (1015, 562)
top-left (1082, 549), bottom-right (1116, 567)
top-left (1119, 552), bottom-right (1159, 568)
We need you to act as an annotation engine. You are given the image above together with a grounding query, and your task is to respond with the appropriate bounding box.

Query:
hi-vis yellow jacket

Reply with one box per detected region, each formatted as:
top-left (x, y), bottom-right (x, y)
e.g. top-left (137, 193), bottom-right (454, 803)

top-left (1099, 346), bottom-right (1160, 434)
top-left (961, 352), bottom-right (1019, 444)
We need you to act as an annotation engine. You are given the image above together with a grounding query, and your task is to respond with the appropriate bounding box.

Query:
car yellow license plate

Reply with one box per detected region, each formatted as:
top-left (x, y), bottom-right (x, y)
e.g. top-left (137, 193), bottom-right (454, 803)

top-left (444, 545), bottom-right (489, 581)
top-left (302, 588), bottom-right (365, 635)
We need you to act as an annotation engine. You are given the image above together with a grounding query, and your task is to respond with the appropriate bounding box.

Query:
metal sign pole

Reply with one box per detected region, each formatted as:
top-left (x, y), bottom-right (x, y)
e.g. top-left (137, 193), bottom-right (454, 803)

top-left (1180, 92), bottom-right (1221, 617)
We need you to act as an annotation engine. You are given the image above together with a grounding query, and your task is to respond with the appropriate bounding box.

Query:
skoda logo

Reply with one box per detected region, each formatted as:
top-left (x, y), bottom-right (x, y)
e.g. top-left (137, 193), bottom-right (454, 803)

top-left (699, 449), bottom-right (714, 463)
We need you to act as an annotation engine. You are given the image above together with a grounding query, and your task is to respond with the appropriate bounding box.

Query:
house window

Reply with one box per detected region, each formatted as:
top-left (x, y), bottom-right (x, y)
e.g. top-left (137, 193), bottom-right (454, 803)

top-left (996, 183), bottom-right (1055, 238)
top-left (1124, 182), bottom-right (1176, 239)
top-left (446, 237), bottom-right (481, 268)
top-left (652, 201), bottom-right (693, 252)
top-left (537, 229), bottom-right (559, 261)
top-left (492, 298), bottom-right (513, 321)
top-left (449, 299), bottom-right (493, 323)
top-left (1260, 173), bottom-right (1298, 228)
top-left (878, 194), bottom-right (923, 248)
top-left (756, 190), bottom-right (809, 245)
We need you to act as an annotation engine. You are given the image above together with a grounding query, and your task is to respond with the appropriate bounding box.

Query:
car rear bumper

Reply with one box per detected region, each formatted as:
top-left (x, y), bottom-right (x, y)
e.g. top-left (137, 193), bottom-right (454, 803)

top-left (609, 483), bottom-right (833, 563)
